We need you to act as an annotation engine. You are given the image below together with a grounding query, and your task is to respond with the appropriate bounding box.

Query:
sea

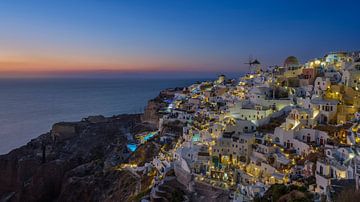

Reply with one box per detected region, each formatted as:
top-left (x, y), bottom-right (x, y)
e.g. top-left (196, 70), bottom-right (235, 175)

top-left (0, 78), bottom-right (204, 154)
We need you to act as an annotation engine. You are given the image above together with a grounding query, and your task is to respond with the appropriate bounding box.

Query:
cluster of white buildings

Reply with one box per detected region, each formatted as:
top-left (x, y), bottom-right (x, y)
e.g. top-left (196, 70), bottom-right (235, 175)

top-left (152, 51), bottom-right (360, 201)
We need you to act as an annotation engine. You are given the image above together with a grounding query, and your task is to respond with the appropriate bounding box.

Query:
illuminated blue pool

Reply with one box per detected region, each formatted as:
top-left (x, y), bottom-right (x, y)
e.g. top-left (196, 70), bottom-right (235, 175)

top-left (192, 133), bottom-right (200, 142)
top-left (127, 144), bottom-right (137, 152)
top-left (128, 131), bottom-right (158, 152)
top-left (144, 131), bottom-right (157, 141)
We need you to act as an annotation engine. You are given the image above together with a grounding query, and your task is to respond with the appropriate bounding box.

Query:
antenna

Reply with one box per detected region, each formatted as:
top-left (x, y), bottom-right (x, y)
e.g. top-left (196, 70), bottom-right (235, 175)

top-left (268, 65), bottom-right (279, 99)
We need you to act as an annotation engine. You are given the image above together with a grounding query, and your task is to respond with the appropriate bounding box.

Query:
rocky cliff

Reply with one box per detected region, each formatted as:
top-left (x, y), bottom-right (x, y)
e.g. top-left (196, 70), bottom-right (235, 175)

top-left (141, 87), bottom-right (184, 126)
top-left (0, 87), bottom-right (184, 202)
top-left (0, 114), bottom-right (142, 202)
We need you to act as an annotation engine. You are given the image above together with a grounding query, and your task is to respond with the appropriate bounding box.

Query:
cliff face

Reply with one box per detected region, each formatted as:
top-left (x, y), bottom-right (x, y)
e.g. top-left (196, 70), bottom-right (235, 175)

top-left (0, 89), bottom-right (180, 202)
top-left (141, 88), bottom-right (184, 126)
top-left (0, 114), bottom-right (141, 202)
top-left (141, 99), bottom-right (162, 126)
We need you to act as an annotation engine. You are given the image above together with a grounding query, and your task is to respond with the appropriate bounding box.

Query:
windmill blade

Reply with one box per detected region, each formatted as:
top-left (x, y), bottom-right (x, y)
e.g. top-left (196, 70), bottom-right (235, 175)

top-left (249, 54), bottom-right (253, 63)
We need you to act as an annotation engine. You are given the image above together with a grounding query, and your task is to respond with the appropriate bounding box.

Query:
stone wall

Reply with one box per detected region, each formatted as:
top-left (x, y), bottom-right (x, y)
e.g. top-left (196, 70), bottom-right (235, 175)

top-left (51, 123), bottom-right (77, 141)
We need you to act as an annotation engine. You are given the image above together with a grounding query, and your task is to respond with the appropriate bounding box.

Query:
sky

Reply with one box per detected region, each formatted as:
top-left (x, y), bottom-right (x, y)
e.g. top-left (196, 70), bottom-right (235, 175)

top-left (0, 0), bottom-right (359, 78)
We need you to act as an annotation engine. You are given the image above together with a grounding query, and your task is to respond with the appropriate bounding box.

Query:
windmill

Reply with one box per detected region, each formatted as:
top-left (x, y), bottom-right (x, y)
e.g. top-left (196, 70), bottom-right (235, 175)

top-left (244, 55), bottom-right (261, 73)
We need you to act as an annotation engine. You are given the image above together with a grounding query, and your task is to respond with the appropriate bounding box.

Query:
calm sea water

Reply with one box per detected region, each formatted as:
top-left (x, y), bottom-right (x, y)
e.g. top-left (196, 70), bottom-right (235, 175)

top-left (0, 78), bottom-right (202, 154)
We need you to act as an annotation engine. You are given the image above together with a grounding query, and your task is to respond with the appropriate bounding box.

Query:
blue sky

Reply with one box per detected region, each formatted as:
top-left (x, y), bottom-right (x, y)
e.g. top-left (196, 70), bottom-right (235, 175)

top-left (0, 0), bottom-right (359, 77)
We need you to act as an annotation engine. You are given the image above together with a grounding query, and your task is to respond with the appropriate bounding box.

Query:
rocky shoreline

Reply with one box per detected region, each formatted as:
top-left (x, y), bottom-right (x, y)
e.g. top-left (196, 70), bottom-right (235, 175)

top-left (0, 114), bottom-right (138, 201)
top-left (0, 88), bottom-right (178, 202)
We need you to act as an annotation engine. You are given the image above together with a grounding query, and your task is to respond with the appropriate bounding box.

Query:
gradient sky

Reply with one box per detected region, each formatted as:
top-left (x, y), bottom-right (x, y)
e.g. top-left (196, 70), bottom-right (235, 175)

top-left (0, 0), bottom-right (359, 77)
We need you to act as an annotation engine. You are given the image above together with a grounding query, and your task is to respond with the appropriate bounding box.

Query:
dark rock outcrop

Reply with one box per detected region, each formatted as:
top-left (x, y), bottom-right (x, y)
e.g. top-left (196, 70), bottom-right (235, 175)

top-left (0, 90), bottom-right (178, 202)
top-left (0, 114), bottom-right (141, 202)
top-left (141, 88), bottom-right (183, 126)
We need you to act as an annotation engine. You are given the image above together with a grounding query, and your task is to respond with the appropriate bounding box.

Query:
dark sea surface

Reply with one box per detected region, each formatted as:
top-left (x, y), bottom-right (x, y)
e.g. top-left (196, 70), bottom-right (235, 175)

top-left (0, 78), bottom-right (203, 154)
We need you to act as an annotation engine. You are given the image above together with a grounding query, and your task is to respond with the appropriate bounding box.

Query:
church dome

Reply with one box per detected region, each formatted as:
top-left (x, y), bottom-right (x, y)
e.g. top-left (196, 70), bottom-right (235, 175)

top-left (284, 56), bottom-right (300, 67)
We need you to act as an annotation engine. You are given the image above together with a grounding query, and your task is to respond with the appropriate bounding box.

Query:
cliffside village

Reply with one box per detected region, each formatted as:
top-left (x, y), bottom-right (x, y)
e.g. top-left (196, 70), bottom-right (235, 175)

top-left (130, 51), bottom-right (360, 201)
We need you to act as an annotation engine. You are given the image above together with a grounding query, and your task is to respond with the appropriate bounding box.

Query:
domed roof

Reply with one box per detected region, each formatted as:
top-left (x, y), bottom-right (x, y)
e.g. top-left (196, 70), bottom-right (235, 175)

top-left (284, 56), bottom-right (299, 67)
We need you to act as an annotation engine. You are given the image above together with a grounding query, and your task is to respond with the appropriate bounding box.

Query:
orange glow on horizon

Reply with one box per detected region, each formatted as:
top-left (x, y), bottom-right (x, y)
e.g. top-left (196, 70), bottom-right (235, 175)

top-left (0, 54), bottom-right (232, 76)
top-left (1, 54), bottom-right (150, 70)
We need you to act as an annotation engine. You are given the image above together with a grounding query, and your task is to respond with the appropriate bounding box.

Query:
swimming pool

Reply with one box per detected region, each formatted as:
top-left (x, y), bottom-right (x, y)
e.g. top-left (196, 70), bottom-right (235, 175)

top-left (144, 131), bottom-right (158, 141)
top-left (127, 143), bottom-right (137, 152)
top-left (128, 131), bottom-right (158, 152)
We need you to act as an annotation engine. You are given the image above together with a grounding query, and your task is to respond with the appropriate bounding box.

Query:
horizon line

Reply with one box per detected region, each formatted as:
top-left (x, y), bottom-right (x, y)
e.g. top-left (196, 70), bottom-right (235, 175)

top-left (0, 69), bottom-right (246, 79)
